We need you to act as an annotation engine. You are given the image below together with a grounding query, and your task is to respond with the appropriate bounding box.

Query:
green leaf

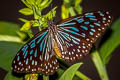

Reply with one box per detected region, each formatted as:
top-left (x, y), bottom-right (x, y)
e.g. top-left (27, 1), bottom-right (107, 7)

top-left (20, 21), bottom-right (33, 31)
top-left (0, 41), bottom-right (23, 71)
top-left (99, 18), bottom-right (120, 64)
top-left (43, 75), bottom-right (49, 80)
top-left (26, 0), bottom-right (35, 5)
top-left (18, 18), bottom-right (28, 23)
top-left (39, 0), bottom-right (50, 8)
top-left (57, 68), bottom-right (80, 80)
top-left (0, 21), bottom-right (20, 36)
top-left (91, 50), bottom-right (109, 80)
top-left (74, 0), bottom-right (82, 6)
top-left (44, 7), bottom-right (57, 20)
top-left (56, 69), bottom-right (65, 79)
top-left (61, 5), bottom-right (69, 19)
top-left (74, 5), bottom-right (82, 14)
top-left (21, 0), bottom-right (32, 9)
top-left (19, 8), bottom-right (33, 15)
top-left (59, 62), bottom-right (83, 80)
top-left (40, 0), bottom-right (52, 10)
top-left (4, 71), bottom-right (23, 80)
top-left (35, 0), bottom-right (42, 5)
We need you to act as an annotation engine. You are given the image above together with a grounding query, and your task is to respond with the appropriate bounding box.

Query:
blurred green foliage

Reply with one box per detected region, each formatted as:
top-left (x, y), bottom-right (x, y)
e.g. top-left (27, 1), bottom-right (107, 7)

top-left (61, 0), bottom-right (82, 19)
top-left (99, 18), bottom-right (120, 64)
top-left (0, 22), bottom-right (24, 80)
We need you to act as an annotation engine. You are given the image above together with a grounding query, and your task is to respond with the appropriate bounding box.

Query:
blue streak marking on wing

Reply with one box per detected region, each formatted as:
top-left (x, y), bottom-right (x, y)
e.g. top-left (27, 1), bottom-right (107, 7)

top-left (94, 23), bottom-right (100, 26)
top-left (70, 35), bottom-right (80, 41)
top-left (72, 39), bottom-right (79, 44)
top-left (89, 32), bottom-right (94, 35)
top-left (90, 24), bottom-right (94, 27)
top-left (17, 56), bottom-right (20, 61)
top-left (84, 22), bottom-right (90, 25)
top-left (77, 19), bottom-right (84, 23)
top-left (32, 60), bottom-right (34, 65)
top-left (30, 42), bottom-right (35, 48)
top-left (99, 13), bottom-right (104, 16)
top-left (62, 28), bottom-right (80, 35)
top-left (19, 62), bottom-right (21, 65)
top-left (30, 56), bottom-right (32, 60)
top-left (26, 58), bottom-right (28, 64)
top-left (30, 50), bottom-right (33, 54)
top-left (59, 31), bottom-right (69, 41)
top-left (30, 33), bottom-right (43, 44)
top-left (81, 33), bottom-right (86, 37)
top-left (91, 29), bottom-right (96, 32)
top-left (68, 27), bottom-right (79, 32)
top-left (90, 18), bottom-right (97, 21)
top-left (81, 26), bottom-right (88, 30)
top-left (24, 51), bottom-right (28, 58)
top-left (58, 31), bottom-right (69, 37)
top-left (58, 22), bottom-right (76, 26)
top-left (58, 30), bottom-right (71, 40)
top-left (34, 49), bottom-right (37, 57)
top-left (37, 32), bottom-right (47, 43)
top-left (85, 15), bottom-right (95, 18)
top-left (23, 44), bottom-right (28, 55)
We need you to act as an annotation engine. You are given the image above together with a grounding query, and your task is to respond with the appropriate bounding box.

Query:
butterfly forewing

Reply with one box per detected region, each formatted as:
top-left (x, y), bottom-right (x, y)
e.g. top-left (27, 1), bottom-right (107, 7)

top-left (56, 11), bottom-right (112, 61)
top-left (12, 30), bottom-right (59, 75)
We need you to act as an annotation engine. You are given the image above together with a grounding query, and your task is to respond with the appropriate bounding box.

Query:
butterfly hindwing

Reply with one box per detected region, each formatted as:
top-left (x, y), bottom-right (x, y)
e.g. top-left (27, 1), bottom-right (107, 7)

top-left (12, 29), bottom-right (59, 75)
top-left (56, 11), bottom-right (112, 61)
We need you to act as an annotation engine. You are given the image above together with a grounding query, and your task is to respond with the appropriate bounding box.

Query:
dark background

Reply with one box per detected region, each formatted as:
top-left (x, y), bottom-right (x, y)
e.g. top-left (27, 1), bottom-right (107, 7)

top-left (0, 0), bottom-right (120, 80)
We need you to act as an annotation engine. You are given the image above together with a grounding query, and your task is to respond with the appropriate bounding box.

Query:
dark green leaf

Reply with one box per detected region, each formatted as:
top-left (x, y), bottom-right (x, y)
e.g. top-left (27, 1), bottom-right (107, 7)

top-left (59, 63), bottom-right (83, 80)
top-left (4, 71), bottom-right (23, 80)
top-left (0, 21), bottom-right (20, 36)
top-left (0, 41), bottom-right (23, 71)
top-left (56, 69), bottom-right (65, 79)
top-left (99, 18), bottom-right (120, 64)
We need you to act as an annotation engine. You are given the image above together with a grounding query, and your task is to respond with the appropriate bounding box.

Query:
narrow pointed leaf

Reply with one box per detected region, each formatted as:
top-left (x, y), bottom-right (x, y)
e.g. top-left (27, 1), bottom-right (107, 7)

top-left (19, 8), bottom-right (33, 15)
top-left (99, 18), bottom-right (120, 64)
top-left (59, 63), bottom-right (83, 80)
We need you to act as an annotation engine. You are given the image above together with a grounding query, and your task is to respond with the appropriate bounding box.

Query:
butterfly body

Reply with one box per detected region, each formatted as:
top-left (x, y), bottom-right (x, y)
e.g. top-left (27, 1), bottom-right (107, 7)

top-left (12, 11), bottom-right (113, 75)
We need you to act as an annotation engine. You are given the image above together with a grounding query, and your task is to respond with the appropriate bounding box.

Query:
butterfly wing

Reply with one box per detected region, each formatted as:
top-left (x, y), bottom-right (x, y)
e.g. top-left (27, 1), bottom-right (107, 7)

top-left (56, 11), bottom-right (113, 61)
top-left (12, 29), bottom-right (59, 75)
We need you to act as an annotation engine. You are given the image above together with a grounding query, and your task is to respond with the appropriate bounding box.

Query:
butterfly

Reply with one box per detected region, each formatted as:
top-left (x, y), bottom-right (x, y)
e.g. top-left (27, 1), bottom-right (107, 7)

top-left (12, 11), bottom-right (113, 75)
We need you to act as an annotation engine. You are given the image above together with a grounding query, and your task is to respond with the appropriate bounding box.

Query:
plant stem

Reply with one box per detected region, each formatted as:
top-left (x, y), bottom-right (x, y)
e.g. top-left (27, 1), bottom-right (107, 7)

top-left (43, 75), bottom-right (49, 80)
top-left (76, 71), bottom-right (91, 80)
top-left (91, 50), bottom-right (109, 80)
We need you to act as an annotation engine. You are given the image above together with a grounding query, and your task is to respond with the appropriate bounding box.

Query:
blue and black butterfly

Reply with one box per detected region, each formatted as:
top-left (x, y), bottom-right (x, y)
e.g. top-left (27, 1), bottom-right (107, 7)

top-left (12, 11), bottom-right (113, 75)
